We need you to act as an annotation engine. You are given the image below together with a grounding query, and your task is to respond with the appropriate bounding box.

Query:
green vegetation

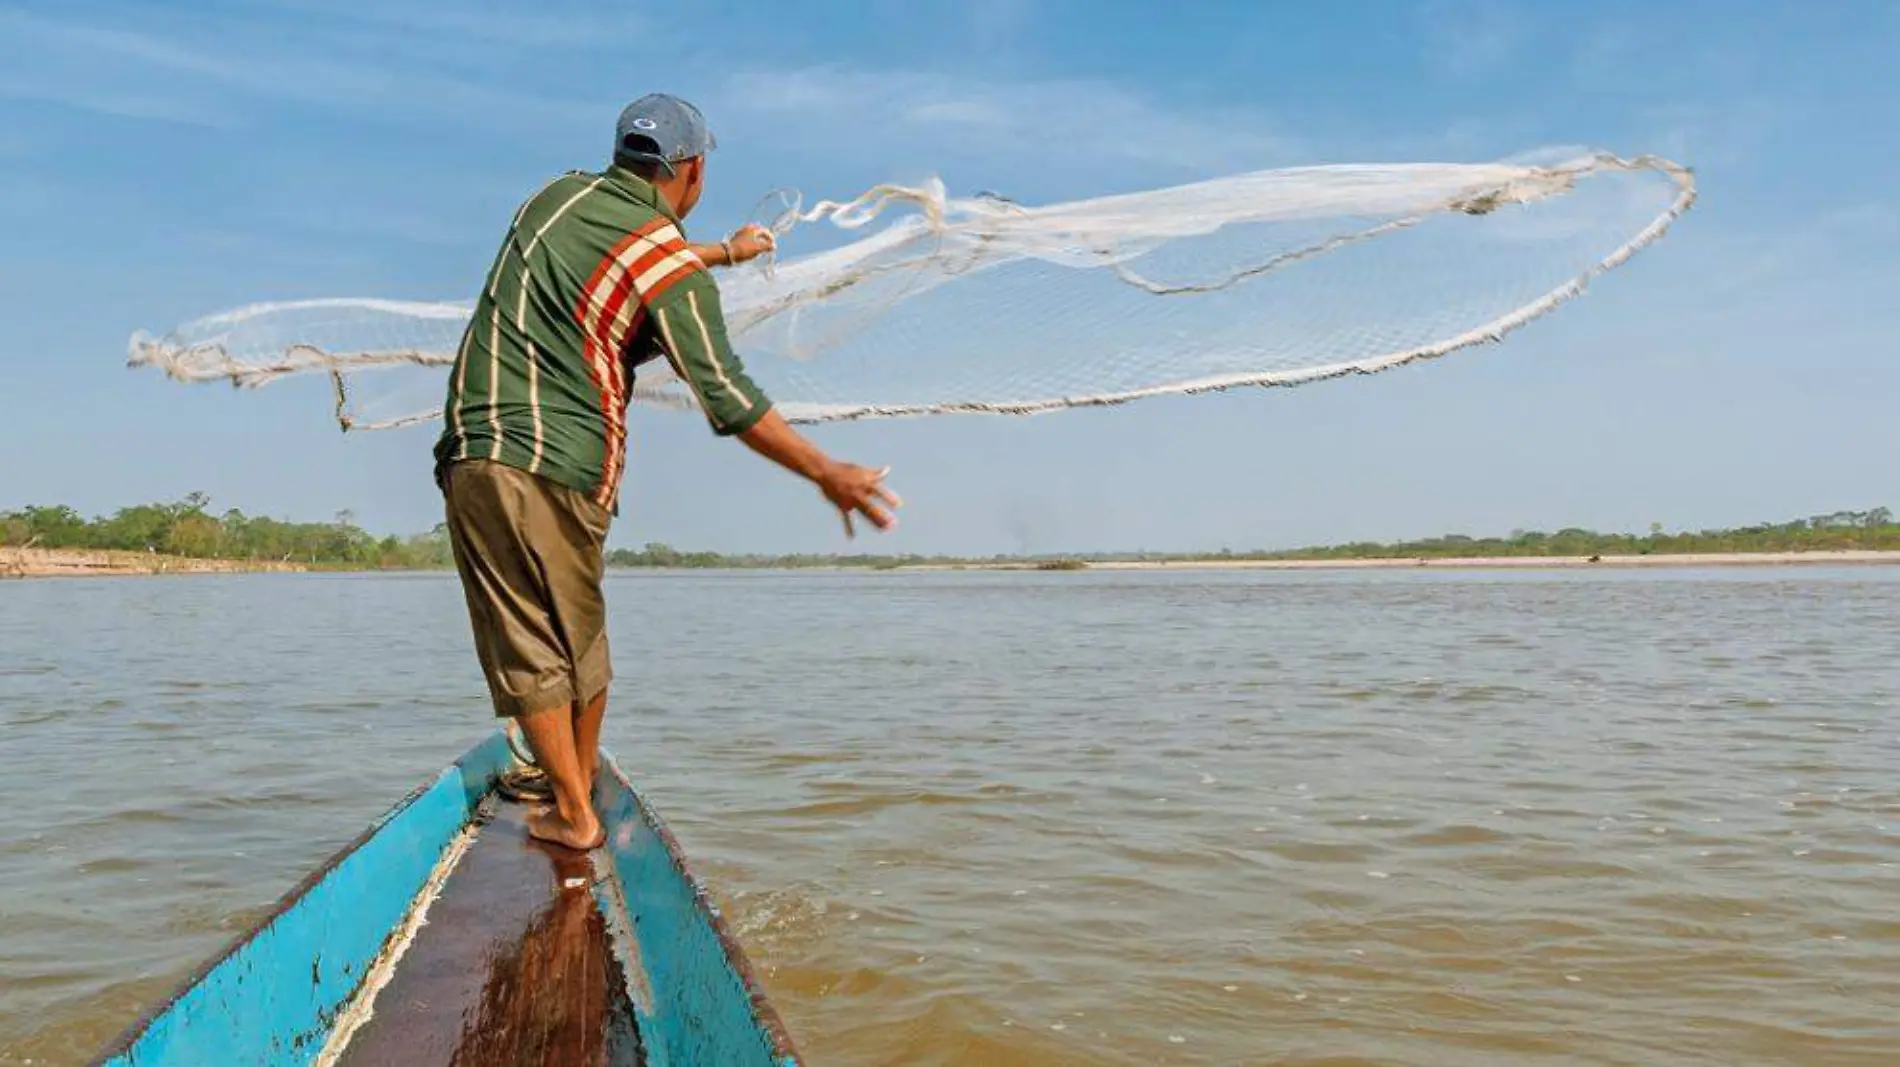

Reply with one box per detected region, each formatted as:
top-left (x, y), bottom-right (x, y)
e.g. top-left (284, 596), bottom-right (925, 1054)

top-left (6, 499), bottom-right (1897, 571)
top-left (0, 493), bottom-right (454, 569)
top-left (1260, 508), bottom-right (1899, 562)
top-left (608, 509), bottom-right (1900, 568)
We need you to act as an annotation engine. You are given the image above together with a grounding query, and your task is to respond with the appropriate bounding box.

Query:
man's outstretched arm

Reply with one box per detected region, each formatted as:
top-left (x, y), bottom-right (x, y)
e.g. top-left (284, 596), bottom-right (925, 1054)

top-left (736, 408), bottom-right (901, 537)
top-left (649, 268), bottom-right (901, 538)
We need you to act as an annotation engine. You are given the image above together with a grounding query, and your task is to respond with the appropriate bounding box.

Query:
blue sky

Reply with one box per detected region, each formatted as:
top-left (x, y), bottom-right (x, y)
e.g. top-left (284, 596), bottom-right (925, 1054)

top-left (1, 0), bottom-right (1895, 555)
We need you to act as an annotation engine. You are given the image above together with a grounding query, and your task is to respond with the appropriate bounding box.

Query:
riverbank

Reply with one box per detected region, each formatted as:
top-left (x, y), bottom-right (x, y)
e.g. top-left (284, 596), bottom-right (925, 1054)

top-left (1014, 550), bottom-right (1900, 572)
top-left (2, 547), bottom-right (308, 579)
top-left (10, 546), bottom-right (1900, 579)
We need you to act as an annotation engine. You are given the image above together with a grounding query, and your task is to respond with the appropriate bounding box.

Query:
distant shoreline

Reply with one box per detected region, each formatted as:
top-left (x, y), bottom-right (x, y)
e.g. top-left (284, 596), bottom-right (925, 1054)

top-left (14, 499), bottom-right (1899, 576)
top-left (9, 545), bottom-right (1900, 579)
top-left (938, 550), bottom-right (1900, 572)
top-left (2, 547), bottom-right (308, 579)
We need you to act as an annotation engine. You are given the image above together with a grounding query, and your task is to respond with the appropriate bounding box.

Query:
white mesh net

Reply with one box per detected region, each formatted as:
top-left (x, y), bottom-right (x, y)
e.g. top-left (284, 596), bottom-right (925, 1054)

top-left (127, 148), bottom-right (1694, 430)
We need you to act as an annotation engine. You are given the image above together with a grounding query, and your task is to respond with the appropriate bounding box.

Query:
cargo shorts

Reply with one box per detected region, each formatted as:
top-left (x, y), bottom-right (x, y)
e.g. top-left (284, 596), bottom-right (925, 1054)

top-left (440, 459), bottom-right (613, 719)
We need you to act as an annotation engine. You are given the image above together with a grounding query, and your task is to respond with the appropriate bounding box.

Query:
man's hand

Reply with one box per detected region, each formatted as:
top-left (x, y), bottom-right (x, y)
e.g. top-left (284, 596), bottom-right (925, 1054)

top-left (722, 224), bottom-right (776, 265)
top-left (816, 460), bottom-right (902, 538)
top-left (689, 225), bottom-right (777, 270)
top-left (735, 409), bottom-right (903, 538)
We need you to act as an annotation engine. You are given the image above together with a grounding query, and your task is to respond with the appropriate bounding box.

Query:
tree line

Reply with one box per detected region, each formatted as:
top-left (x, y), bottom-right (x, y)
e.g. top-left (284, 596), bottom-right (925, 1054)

top-left (1, 494), bottom-right (454, 568)
top-left (607, 507), bottom-right (1900, 567)
top-left (6, 497), bottom-right (1897, 570)
top-left (1259, 508), bottom-right (1899, 562)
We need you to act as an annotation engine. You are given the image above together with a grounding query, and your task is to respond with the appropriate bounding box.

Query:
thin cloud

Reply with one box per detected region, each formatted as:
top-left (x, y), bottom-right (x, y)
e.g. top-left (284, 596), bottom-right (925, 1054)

top-left (0, 78), bottom-right (228, 126)
top-left (1637, 98), bottom-right (1785, 170)
top-left (0, 8), bottom-right (240, 79)
top-left (0, 6), bottom-right (600, 133)
top-left (1818, 201), bottom-right (1900, 241)
top-left (254, 0), bottom-right (656, 51)
top-left (1567, 20), bottom-right (1660, 85)
top-left (0, 9), bottom-right (235, 124)
top-left (965, 0), bottom-right (1036, 51)
top-left (1415, 0), bottom-right (1532, 81)
top-left (717, 64), bottom-right (1297, 188)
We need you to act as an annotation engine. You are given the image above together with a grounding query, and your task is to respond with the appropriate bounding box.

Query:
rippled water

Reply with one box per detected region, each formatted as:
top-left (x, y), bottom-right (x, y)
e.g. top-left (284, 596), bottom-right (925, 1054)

top-left (3, 568), bottom-right (1899, 1066)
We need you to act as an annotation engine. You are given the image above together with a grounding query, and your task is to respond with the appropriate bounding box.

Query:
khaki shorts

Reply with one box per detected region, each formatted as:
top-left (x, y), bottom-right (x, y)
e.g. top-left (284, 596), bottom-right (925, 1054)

top-left (441, 459), bottom-right (613, 719)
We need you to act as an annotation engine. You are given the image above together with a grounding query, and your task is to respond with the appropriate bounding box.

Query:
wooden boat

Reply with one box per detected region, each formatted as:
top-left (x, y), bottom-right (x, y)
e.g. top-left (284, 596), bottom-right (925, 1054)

top-left (89, 729), bottom-right (802, 1066)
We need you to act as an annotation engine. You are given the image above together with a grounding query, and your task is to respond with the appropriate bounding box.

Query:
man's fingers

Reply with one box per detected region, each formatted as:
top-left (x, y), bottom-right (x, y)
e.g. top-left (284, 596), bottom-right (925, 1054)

top-left (868, 466), bottom-right (903, 509)
top-left (826, 464), bottom-right (902, 538)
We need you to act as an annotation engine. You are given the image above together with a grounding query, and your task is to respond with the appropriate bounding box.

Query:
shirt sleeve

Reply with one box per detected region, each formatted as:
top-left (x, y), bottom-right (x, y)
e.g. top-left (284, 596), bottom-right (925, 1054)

top-left (646, 271), bottom-right (773, 436)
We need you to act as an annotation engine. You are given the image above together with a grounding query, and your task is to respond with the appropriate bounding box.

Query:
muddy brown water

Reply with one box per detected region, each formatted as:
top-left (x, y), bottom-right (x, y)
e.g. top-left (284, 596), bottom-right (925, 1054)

top-left (3, 568), bottom-right (1897, 1065)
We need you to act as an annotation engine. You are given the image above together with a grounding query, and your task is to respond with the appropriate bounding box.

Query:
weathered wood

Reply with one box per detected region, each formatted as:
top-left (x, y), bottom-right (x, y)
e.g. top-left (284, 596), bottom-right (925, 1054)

top-left (335, 801), bottom-right (643, 1066)
top-left (90, 730), bottom-right (801, 1067)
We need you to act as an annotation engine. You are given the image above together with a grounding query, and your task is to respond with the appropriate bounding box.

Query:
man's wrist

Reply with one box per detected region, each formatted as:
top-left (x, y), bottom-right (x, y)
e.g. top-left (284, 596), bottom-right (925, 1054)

top-left (809, 454), bottom-right (841, 487)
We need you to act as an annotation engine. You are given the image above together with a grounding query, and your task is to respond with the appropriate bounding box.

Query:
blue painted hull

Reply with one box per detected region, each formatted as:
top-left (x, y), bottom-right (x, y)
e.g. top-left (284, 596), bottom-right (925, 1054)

top-left (90, 730), bottom-right (802, 1066)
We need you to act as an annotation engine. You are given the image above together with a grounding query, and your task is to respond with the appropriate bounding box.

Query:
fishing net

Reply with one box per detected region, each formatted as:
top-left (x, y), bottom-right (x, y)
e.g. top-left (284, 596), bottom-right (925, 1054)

top-left (127, 148), bottom-right (1694, 430)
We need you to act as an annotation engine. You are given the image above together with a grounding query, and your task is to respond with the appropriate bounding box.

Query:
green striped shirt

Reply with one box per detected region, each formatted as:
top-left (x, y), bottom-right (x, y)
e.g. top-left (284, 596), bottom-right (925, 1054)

top-left (433, 166), bottom-right (772, 513)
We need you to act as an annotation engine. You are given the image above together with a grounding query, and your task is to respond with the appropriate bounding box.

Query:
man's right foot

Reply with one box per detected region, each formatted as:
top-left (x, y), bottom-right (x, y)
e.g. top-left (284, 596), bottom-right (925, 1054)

top-left (525, 807), bottom-right (606, 851)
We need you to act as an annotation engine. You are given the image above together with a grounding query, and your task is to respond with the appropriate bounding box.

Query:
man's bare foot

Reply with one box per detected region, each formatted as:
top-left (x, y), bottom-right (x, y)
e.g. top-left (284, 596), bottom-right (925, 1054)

top-left (525, 806), bottom-right (605, 851)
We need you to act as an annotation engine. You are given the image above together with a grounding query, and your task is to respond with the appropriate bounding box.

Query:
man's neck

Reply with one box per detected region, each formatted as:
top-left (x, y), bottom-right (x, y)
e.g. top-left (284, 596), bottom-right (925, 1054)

top-left (606, 164), bottom-right (681, 219)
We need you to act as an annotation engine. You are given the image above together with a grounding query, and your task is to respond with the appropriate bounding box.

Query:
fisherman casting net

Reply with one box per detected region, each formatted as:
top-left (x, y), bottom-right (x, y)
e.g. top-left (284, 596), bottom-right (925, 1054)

top-left (127, 148), bottom-right (1694, 430)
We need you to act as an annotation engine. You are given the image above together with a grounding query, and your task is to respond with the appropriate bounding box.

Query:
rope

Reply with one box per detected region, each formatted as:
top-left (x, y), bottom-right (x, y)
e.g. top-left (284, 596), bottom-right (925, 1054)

top-left (497, 721), bottom-right (552, 803)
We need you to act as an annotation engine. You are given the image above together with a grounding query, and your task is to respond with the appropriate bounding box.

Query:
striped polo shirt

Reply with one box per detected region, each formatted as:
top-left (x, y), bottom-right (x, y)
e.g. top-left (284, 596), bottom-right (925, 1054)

top-left (433, 165), bottom-right (772, 513)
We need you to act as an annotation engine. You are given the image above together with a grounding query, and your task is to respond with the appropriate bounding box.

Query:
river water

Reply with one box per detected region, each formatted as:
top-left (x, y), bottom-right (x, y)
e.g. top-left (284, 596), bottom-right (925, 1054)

top-left (2, 568), bottom-right (1897, 1065)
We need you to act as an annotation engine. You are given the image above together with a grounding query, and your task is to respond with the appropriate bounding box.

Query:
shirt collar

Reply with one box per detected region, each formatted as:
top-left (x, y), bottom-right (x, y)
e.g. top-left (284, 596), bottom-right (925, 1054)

top-left (600, 165), bottom-right (680, 223)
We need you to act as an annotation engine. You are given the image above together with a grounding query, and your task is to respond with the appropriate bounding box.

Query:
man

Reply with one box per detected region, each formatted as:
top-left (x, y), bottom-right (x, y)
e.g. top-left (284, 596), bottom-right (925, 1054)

top-left (434, 93), bottom-right (901, 850)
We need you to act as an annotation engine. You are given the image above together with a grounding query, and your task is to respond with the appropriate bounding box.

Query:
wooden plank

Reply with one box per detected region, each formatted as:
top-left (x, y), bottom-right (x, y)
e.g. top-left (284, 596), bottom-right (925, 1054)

top-left (333, 799), bottom-right (643, 1067)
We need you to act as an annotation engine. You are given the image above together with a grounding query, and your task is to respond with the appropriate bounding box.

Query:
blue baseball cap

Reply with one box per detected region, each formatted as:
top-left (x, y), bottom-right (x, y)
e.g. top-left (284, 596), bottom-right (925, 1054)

top-left (614, 93), bottom-right (716, 175)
